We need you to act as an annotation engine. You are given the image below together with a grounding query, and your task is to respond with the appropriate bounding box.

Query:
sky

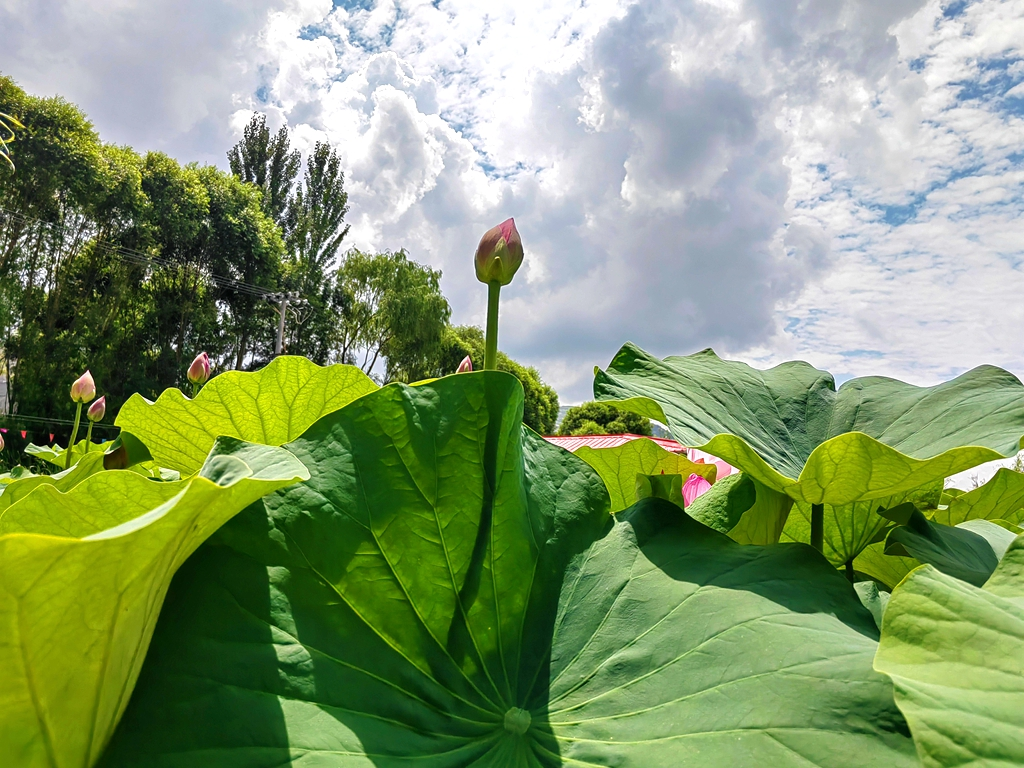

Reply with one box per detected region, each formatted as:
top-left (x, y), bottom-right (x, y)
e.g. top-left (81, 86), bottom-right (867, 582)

top-left (3, 0), bottom-right (1024, 409)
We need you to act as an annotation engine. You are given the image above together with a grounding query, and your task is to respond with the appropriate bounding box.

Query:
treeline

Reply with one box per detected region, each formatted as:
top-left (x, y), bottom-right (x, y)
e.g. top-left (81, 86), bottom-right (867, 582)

top-left (0, 76), bottom-right (558, 442)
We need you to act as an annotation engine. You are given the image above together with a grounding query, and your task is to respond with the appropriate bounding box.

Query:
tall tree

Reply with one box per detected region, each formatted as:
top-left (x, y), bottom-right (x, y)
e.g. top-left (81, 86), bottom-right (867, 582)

top-left (226, 113), bottom-right (299, 226)
top-left (325, 249), bottom-right (449, 382)
top-left (286, 140), bottom-right (350, 292)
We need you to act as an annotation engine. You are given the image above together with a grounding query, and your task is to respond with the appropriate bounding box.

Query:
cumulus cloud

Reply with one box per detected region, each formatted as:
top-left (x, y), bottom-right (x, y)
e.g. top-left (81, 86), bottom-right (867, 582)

top-left (4, 0), bottom-right (1023, 403)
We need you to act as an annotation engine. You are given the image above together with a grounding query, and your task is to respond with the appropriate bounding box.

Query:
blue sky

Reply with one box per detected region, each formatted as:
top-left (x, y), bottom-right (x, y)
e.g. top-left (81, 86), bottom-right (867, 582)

top-left (3, 0), bottom-right (1024, 403)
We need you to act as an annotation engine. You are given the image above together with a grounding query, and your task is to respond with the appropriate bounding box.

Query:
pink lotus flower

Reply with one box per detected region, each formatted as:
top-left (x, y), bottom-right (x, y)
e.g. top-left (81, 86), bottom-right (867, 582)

top-left (474, 218), bottom-right (524, 286)
top-left (682, 473), bottom-right (712, 507)
top-left (87, 396), bottom-right (106, 422)
top-left (456, 355), bottom-right (473, 373)
top-left (70, 370), bottom-right (96, 403)
top-left (687, 448), bottom-right (733, 481)
top-left (187, 351), bottom-right (211, 385)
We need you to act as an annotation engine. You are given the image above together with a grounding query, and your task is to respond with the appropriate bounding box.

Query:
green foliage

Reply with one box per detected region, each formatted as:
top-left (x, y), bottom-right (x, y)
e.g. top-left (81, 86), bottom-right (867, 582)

top-left (101, 372), bottom-right (914, 767)
top-left (226, 112), bottom-right (300, 226)
top-left (0, 438), bottom-right (307, 768)
top-left (558, 400), bottom-right (652, 436)
top-left (875, 537), bottom-right (1024, 767)
top-left (438, 325), bottom-right (559, 433)
top-left (327, 248), bottom-right (451, 382)
top-left (115, 355), bottom-right (378, 475)
top-left (596, 343), bottom-right (1024, 505)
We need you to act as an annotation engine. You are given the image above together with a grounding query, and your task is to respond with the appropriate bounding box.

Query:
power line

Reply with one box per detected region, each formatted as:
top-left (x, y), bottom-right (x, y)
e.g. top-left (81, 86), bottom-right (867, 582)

top-left (0, 207), bottom-right (275, 298)
top-left (0, 413), bottom-right (118, 431)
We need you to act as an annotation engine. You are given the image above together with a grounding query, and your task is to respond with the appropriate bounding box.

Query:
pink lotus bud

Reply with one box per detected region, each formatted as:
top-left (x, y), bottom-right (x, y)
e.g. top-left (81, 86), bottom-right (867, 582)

top-left (457, 355), bottom-right (473, 373)
top-left (682, 473), bottom-right (712, 507)
top-left (87, 396), bottom-right (106, 422)
top-left (70, 370), bottom-right (96, 403)
top-left (0, 432), bottom-right (4, 451)
top-left (475, 217), bottom-right (524, 286)
top-left (187, 351), bottom-right (211, 385)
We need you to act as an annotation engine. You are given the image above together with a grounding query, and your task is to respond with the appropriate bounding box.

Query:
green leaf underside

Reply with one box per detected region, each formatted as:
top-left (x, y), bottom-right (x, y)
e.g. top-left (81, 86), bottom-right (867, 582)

top-left (874, 536), bottom-right (1024, 767)
top-left (937, 468), bottom-right (1024, 527)
top-left (854, 542), bottom-right (920, 591)
top-left (104, 373), bottom-right (913, 767)
top-left (573, 439), bottom-right (715, 514)
top-left (115, 356), bottom-right (378, 475)
top-left (883, 510), bottom-right (1011, 587)
top-left (782, 484), bottom-right (943, 569)
top-left (0, 453), bottom-right (107, 514)
top-left (0, 439), bottom-right (308, 768)
top-left (25, 440), bottom-right (116, 469)
top-left (594, 343), bottom-right (1024, 504)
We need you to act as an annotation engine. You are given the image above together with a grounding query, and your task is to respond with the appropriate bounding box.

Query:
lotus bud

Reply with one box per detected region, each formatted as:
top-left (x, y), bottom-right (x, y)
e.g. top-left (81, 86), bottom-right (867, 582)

top-left (187, 351), bottom-right (211, 385)
top-left (682, 473), bottom-right (712, 507)
top-left (0, 432), bottom-right (4, 451)
top-left (87, 396), bottom-right (106, 422)
top-left (457, 355), bottom-right (473, 373)
top-left (70, 370), bottom-right (96, 403)
top-left (475, 218), bottom-right (523, 286)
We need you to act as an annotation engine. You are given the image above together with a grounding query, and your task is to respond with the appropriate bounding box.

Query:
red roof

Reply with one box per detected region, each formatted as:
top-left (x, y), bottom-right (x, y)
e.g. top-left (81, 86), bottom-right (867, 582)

top-left (543, 433), bottom-right (685, 453)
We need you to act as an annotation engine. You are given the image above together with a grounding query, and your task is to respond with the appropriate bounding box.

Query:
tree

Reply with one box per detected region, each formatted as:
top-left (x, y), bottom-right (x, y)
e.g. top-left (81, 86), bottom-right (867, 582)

top-left (327, 249), bottom-right (450, 382)
top-left (286, 140), bottom-right (350, 292)
top-left (226, 113), bottom-right (299, 227)
top-left (557, 401), bottom-right (652, 437)
top-left (437, 325), bottom-right (560, 434)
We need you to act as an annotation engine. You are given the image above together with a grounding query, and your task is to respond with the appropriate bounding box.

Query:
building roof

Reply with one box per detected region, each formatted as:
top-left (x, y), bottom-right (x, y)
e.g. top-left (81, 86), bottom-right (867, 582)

top-left (542, 433), bottom-right (685, 453)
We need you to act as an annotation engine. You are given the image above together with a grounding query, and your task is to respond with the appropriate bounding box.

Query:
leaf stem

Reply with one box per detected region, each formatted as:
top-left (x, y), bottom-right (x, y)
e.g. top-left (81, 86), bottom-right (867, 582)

top-left (484, 281), bottom-right (501, 371)
top-left (844, 559), bottom-right (855, 582)
top-left (65, 402), bottom-right (83, 470)
top-left (810, 503), bottom-right (824, 552)
top-left (84, 421), bottom-right (93, 452)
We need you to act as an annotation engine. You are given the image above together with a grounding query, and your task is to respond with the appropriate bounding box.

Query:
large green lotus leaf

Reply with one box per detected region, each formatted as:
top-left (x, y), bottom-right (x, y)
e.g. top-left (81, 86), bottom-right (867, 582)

top-left (874, 536), bottom-right (1024, 767)
top-left (25, 440), bottom-right (116, 470)
top-left (0, 438), bottom-right (308, 768)
top-left (854, 542), bottom-right (920, 590)
top-left (883, 508), bottom-right (1015, 587)
top-left (936, 468), bottom-right (1024, 527)
top-left (573, 438), bottom-right (715, 513)
top-left (103, 372), bottom-right (914, 767)
top-left (0, 453), bottom-right (107, 513)
top-left (680, 472), bottom-right (795, 545)
top-left (782, 484), bottom-right (943, 571)
top-left (594, 343), bottom-right (1024, 505)
top-left (115, 355), bottom-right (378, 475)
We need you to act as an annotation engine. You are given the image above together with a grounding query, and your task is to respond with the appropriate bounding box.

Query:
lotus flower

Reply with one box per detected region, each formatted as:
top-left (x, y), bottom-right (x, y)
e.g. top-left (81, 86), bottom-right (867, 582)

top-left (682, 473), bottom-right (712, 507)
top-left (475, 218), bottom-right (523, 286)
top-left (457, 355), bottom-right (473, 373)
top-left (187, 352), bottom-right (211, 386)
top-left (87, 396), bottom-right (106, 423)
top-left (70, 370), bottom-right (96, 403)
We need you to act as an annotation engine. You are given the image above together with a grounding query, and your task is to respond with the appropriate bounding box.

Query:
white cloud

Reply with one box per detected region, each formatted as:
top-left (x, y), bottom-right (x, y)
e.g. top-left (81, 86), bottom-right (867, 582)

top-left (4, 0), bottom-right (1024, 406)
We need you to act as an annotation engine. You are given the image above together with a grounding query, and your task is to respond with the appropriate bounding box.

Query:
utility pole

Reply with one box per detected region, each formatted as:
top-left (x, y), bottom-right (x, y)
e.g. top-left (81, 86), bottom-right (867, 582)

top-left (269, 291), bottom-right (301, 356)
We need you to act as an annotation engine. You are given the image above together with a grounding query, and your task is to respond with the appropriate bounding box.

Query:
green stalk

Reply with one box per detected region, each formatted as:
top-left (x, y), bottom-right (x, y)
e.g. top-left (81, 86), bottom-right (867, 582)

top-left (84, 421), bottom-right (94, 453)
top-left (844, 559), bottom-right (855, 583)
top-left (810, 503), bottom-right (824, 553)
top-left (192, 382), bottom-right (200, 399)
top-left (65, 402), bottom-right (83, 470)
top-left (484, 281), bottom-right (501, 371)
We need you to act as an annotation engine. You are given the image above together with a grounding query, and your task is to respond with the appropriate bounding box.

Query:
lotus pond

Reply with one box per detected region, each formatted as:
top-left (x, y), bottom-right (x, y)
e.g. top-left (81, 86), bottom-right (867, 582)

top-left (2, 220), bottom-right (1023, 767)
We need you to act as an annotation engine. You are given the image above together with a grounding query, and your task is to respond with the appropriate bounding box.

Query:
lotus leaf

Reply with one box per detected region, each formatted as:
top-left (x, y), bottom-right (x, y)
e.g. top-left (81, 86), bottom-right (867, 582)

top-left (116, 355), bottom-right (378, 474)
top-left (936, 467), bottom-right (1024, 527)
top-left (874, 535), bottom-right (1024, 767)
top-left (573, 438), bottom-right (714, 513)
top-left (594, 343), bottom-right (1024, 505)
top-left (102, 372), bottom-right (914, 767)
top-left (0, 438), bottom-right (308, 768)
